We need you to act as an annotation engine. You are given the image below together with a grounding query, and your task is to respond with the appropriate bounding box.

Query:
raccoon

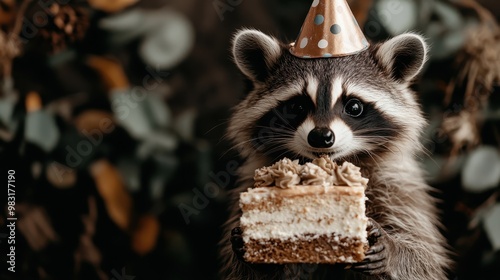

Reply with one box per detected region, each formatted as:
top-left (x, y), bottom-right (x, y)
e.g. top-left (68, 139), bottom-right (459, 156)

top-left (219, 29), bottom-right (452, 280)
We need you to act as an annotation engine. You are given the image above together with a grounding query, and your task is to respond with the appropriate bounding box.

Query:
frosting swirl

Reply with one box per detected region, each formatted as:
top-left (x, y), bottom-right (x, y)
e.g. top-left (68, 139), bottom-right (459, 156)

top-left (253, 156), bottom-right (368, 188)
top-left (334, 162), bottom-right (369, 187)
top-left (254, 158), bottom-right (301, 188)
top-left (312, 155), bottom-right (338, 176)
top-left (254, 167), bottom-right (274, 188)
top-left (300, 162), bottom-right (330, 186)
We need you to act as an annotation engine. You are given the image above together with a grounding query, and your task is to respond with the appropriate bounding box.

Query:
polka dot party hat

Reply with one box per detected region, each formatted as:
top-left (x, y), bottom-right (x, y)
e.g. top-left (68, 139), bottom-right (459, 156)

top-left (290, 0), bottom-right (369, 58)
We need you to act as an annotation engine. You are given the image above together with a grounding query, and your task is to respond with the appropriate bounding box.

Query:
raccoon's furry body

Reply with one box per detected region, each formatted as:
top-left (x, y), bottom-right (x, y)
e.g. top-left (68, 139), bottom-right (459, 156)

top-left (219, 29), bottom-right (452, 280)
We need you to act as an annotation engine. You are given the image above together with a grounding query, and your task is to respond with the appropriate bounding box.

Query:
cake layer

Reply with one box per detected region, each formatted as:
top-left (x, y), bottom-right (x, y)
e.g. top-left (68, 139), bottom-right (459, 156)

top-left (240, 185), bottom-right (367, 241)
top-left (240, 185), bottom-right (365, 205)
top-left (243, 233), bottom-right (367, 264)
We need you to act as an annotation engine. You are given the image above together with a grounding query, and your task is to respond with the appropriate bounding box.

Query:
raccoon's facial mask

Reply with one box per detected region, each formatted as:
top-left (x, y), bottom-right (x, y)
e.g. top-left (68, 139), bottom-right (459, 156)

top-left (291, 92), bottom-right (401, 161)
top-left (231, 29), bottom-right (428, 161)
top-left (249, 87), bottom-right (401, 161)
top-left (251, 94), bottom-right (314, 159)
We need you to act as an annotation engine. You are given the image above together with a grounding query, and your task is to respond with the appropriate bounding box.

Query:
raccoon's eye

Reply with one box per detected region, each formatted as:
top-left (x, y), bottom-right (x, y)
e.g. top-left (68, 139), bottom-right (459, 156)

top-left (289, 103), bottom-right (304, 114)
top-left (344, 99), bottom-right (364, 117)
top-left (283, 95), bottom-right (310, 117)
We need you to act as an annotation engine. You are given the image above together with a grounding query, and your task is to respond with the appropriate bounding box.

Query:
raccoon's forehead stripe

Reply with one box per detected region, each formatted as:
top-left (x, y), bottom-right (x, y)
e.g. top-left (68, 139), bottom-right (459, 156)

top-left (306, 76), bottom-right (319, 106)
top-left (331, 78), bottom-right (343, 109)
top-left (307, 77), bottom-right (343, 113)
top-left (315, 80), bottom-right (332, 125)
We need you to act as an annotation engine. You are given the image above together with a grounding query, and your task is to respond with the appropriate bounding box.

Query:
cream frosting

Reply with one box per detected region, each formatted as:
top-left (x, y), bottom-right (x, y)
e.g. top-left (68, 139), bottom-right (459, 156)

top-left (253, 155), bottom-right (368, 188)
top-left (254, 158), bottom-right (302, 188)
top-left (300, 163), bottom-right (331, 186)
top-left (334, 162), bottom-right (369, 187)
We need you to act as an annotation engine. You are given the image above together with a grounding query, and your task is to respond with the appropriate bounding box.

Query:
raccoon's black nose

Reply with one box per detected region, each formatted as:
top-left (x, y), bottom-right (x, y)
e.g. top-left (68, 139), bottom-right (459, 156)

top-left (307, 127), bottom-right (335, 148)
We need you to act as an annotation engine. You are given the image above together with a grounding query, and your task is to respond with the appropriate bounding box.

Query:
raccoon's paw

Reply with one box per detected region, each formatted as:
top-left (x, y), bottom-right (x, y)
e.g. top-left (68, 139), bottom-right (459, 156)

top-left (231, 227), bottom-right (245, 261)
top-left (351, 218), bottom-right (392, 275)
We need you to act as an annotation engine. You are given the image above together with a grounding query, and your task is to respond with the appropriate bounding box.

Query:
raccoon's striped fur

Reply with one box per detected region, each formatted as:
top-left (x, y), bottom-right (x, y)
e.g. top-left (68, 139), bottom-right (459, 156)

top-left (219, 29), bottom-right (452, 280)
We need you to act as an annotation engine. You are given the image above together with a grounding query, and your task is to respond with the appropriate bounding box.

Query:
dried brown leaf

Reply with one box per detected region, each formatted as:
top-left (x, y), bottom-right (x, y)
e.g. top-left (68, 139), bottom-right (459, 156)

top-left (132, 214), bottom-right (161, 256)
top-left (90, 160), bottom-right (133, 231)
top-left (88, 0), bottom-right (138, 13)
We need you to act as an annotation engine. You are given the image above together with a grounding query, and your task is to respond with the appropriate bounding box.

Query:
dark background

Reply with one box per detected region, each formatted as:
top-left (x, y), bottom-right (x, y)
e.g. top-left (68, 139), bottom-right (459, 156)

top-left (0, 0), bottom-right (499, 279)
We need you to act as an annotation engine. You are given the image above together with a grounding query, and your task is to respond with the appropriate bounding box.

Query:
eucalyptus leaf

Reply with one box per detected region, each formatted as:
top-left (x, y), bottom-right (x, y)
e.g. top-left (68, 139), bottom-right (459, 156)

top-left (116, 157), bottom-right (142, 192)
top-left (483, 203), bottom-right (500, 251)
top-left (375, 0), bottom-right (418, 36)
top-left (173, 109), bottom-right (197, 141)
top-left (462, 146), bottom-right (500, 193)
top-left (99, 9), bottom-right (150, 44)
top-left (139, 10), bottom-right (194, 69)
top-left (25, 111), bottom-right (60, 152)
top-left (136, 132), bottom-right (178, 160)
top-left (421, 154), bottom-right (465, 184)
top-left (0, 77), bottom-right (19, 131)
top-left (110, 88), bottom-right (153, 139)
top-left (145, 93), bottom-right (172, 129)
top-left (100, 7), bottom-right (194, 65)
top-left (0, 94), bottom-right (17, 130)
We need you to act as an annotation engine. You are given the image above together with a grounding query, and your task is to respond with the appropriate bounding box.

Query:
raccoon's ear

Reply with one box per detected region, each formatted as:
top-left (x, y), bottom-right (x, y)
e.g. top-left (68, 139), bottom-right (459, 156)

top-left (232, 29), bottom-right (282, 83)
top-left (376, 33), bottom-right (428, 82)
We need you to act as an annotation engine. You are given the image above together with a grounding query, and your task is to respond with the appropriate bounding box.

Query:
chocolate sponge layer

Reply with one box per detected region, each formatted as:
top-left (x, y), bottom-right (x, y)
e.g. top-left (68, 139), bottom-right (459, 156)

top-left (243, 233), bottom-right (367, 264)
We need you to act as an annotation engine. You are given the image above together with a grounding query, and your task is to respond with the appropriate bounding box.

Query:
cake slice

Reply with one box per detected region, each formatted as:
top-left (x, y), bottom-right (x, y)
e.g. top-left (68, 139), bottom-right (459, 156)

top-left (239, 156), bottom-right (369, 264)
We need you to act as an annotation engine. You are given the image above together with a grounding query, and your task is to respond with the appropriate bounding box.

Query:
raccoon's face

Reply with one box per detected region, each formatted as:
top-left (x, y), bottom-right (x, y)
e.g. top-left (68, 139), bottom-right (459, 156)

top-left (229, 29), bottom-right (428, 164)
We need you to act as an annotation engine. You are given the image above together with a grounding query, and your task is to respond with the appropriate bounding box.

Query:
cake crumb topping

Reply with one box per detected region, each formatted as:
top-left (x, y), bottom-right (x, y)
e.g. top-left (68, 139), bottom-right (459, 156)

top-left (254, 155), bottom-right (368, 188)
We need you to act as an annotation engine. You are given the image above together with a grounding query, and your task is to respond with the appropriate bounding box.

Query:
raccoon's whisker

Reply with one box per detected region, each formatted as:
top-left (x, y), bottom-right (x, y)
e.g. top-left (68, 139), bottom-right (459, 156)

top-left (220, 142), bottom-right (253, 159)
top-left (206, 119), bottom-right (231, 137)
top-left (295, 149), bottom-right (308, 162)
top-left (223, 139), bottom-right (288, 160)
top-left (363, 149), bottom-right (384, 163)
top-left (356, 136), bottom-right (393, 143)
top-left (357, 138), bottom-right (392, 150)
top-left (227, 136), bottom-right (288, 153)
top-left (351, 153), bottom-right (360, 166)
top-left (261, 145), bottom-right (292, 161)
top-left (239, 134), bottom-right (293, 144)
top-left (357, 135), bottom-right (404, 157)
top-left (268, 105), bottom-right (298, 131)
top-left (269, 142), bottom-right (308, 163)
top-left (361, 149), bottom-right (385, 181)
top-left (355, 127), bottom-right (400, 131)
top-left (416, 147), bottom-right (441, 177)
top-left (294, 144), bottom-right (312, 161)
top-left (379, 143), bottom-right (401, 157)
top-left (252, 126), bottom-right (296, 136)
top-left (419, 145), bottom-right (435, 161)
top-left (366, 151), bottom-right (390, 187)
top-left (270, 151), bottom-right (292, 163)
top-left (220, 136), bottom-right (290, 159)
top-left (354, 134), bottom-right (397, 140)
top-left (354, 127), bottom-right (402, 135)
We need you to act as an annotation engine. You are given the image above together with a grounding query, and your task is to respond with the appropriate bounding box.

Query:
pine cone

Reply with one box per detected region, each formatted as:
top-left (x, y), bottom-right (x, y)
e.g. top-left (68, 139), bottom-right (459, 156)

top-left (0, 0), bottom-right (16, 26)
top-left (38, 3), bottom-right (89, 53)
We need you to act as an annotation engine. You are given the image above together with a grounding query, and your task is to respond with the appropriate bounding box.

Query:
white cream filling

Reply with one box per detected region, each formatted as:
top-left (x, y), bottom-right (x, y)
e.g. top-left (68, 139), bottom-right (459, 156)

top-left (241, 191), bottom-right (367, 242)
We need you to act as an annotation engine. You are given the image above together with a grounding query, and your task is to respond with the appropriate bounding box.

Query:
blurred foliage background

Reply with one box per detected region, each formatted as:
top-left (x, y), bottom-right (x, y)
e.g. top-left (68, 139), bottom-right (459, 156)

top-left (0, 0), bottom-right (499, 279)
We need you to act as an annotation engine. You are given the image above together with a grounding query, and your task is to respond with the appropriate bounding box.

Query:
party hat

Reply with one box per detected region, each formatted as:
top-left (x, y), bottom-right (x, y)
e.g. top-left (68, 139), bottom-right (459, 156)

top-left (290, 0), bottom-right (369, 58)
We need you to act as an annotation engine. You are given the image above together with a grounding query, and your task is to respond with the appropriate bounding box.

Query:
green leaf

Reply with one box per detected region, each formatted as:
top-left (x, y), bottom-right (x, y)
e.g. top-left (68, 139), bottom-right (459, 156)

top-left (462, 146), bottom-right (500, 192)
